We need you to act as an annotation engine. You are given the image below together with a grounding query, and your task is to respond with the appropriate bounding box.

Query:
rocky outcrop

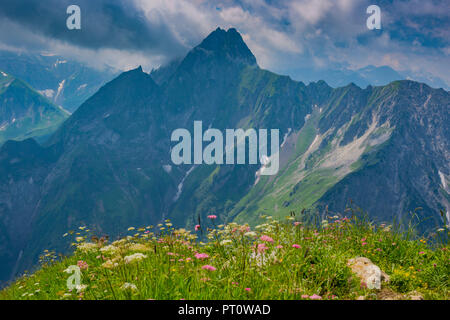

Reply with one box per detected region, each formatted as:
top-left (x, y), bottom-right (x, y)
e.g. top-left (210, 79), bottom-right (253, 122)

top-left (347, 257), bottom-right (390, 290)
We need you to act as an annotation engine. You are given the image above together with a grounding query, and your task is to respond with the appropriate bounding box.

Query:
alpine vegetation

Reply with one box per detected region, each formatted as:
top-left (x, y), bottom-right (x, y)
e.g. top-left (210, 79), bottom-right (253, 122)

top-left (1, 213), bottom-right (448, 300)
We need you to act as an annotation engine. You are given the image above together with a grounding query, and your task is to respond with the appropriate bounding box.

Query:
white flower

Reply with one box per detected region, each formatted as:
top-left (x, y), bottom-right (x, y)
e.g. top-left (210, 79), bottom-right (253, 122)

top-left (244, 231), bottom-right (257, 237)
top-left (100, 245), bottom-right (119, 255)
top-left (76, 242), bottom-right (98, 253)
top-left (220, 239), bottom-right (233, 246)
top-left (102, 259), bottom-right (119, 269)
top-left (121, 283), bottom-right (138, 291)
top-left (76, 284), bottom-right (88, 293)
top-left (124, 253), bottom-right (147, 264)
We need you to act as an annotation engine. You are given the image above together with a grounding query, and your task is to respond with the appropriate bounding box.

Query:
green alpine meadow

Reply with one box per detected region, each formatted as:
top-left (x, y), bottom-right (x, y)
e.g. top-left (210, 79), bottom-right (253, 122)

top-left (1, 213), bottom-right (448, 300)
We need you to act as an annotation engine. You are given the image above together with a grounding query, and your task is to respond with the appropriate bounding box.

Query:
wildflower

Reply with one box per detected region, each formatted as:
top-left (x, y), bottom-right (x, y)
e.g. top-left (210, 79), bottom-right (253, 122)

top-left (257, 243), bottom-right (268, 253)
top-left (301, 294), bottom-right (309, 299)
top-left (220, 239), bottom-right (233, 246)
top-left (362, 242), bottom-right (367, 246)
top-left (245, 288), bottom-right (251, 292)
top-left (100, 245), bottom-right (119, 255)
top-left (208, 215), bottom-right (217, 220)
top-left (419, 251), bottom-right (426, 255)
top-left (75, 237), bottom-right (84, 243)
top-left (195, 253), bottom-right (209, 260)
top-left (77, 260), bottom-right (88, 270)
top-left (260, 235), bottom-right (274, 243)
top-left (76, 242), bottom-right (98, 253)
top-left (294, 222), bottom-right (301, 226)
top-left (201, 265), bottom-right (216, 271)
top-left (128, 243), bottom-right (151, 252)
top-left (127, 227), bottom-right (135, 231)
top-left (75, 284), bottom-right (87, 293)
top-left (102, 258), bottom-right (120, 269)
top-left (195, 224), bottom-right (201, 231)
top-left (309, 294), bottom-right (322, 300)
top-left (292, 244), bottom-right (301, 249)
top-left (121, 283), bottom-right (138, 291)
top-left (124, 253), bottom-right (147, 264)
top-left (276, 245), bottom-right (283, 249)
top-left (244, 231), bottom-right (257, 237)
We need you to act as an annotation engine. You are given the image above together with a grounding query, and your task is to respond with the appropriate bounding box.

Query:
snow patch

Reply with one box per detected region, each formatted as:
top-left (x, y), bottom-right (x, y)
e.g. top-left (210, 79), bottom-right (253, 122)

top-left (439, 171), bottom-right (448, 191)
top-left (163, 165), bottom-right (172, 173)
top-left (55, 79), bottom-right (66, 101)
top-left (304, 114), bottom-right (311, 122)
top-left (280, 128), bottom-right (292, 148)
top-left (54, 60), bottom-right (67, 68)
top-left (174, 166), bottom-right (196, 201)
top-left (38, 89), bottom-right (55, 99)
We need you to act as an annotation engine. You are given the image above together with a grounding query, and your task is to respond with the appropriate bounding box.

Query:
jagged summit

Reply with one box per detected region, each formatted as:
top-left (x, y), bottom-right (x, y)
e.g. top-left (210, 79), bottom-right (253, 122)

top-left (188, 27), bottom-right (257, 66)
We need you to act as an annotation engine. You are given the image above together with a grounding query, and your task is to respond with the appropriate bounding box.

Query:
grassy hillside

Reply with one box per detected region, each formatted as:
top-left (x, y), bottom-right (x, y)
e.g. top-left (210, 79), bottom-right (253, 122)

top-left (1, 212), bottom-right (448, 300)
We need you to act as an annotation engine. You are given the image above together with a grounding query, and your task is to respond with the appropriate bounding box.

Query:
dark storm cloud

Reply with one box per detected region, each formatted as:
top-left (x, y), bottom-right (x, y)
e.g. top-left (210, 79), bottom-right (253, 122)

top-left (0, 0), bottom-right (186, 54)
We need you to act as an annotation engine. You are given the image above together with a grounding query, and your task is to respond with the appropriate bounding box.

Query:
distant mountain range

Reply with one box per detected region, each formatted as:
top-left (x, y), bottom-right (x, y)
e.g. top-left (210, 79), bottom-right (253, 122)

top-left (0, 27), bottom-right (448, 286)
top-left (0, 50), bottom-right (116, 113)
top-left (0, 70), bottom-right (69, 145)
top-left (285, 65), bottom-right (449, 91)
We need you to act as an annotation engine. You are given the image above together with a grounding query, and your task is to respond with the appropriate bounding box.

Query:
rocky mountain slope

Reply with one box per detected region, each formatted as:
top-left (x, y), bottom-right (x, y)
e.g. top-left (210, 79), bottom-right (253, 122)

top-left (0, 28), bottom-right (448, 286)
top-left (0, 51), bottom-right (116, 113)
top-left (0, 71), bottom-right (69, 145)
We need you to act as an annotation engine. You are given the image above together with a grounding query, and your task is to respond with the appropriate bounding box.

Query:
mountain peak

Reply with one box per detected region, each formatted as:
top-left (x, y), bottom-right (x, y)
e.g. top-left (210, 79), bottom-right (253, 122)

top-left (195, 27), bottom-right (257, 66)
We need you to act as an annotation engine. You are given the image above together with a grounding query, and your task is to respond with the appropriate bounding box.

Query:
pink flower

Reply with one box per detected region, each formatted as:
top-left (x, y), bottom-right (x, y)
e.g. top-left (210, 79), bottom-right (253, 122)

top-left (301, 294), bottom-right (309, 299)
top-left (207, 215), bottom-right (217, 220)
top-left (257, 243), bottom-right (268, 253)
top-left (294, 222), bottom-right (301, 226)
top-left (361, 242), bottom-right (367, 246)
top-left (245, 288), bottom-right (251, 292)
top-left (77, 260), bottom-right (88, 270)
top-left (202, 265), bottom-right (216, 271)
top-left (309, 294), bottom-right (322, 300)
top-left (292, 244), bottom-right (301, 249)
top-left (232, 282), bottom-right (239, 286)
top-left (195, 224), bottom-right (201, 231)
top-left (419, 251), bottom-right (425, 255)
top-left (260, 235), bottom-right (274, 243)
top-left (195, 253), bottom-right (209, 260)
top-left (276, 245), bottom-right (283, 249)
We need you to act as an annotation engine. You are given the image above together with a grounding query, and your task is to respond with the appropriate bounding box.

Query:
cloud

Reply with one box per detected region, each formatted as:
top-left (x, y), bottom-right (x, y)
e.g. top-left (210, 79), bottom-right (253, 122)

top-left (0, 0), bottom-right (448, 86)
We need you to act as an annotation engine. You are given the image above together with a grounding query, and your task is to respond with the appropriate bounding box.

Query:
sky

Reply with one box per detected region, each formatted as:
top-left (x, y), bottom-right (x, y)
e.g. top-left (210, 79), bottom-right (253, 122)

top-left (0, 0), bottom-right (448, 87)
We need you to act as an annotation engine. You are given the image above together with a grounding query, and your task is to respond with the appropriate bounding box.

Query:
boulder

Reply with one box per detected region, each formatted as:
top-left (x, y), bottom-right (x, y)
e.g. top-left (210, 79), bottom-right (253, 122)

top-left (347, 257), bottom-right (390, 290)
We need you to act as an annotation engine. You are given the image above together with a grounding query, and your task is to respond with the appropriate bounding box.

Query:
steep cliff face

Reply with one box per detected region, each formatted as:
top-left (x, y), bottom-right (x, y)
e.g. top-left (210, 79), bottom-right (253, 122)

top-left (0, 28), bottom-right (448, 286)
